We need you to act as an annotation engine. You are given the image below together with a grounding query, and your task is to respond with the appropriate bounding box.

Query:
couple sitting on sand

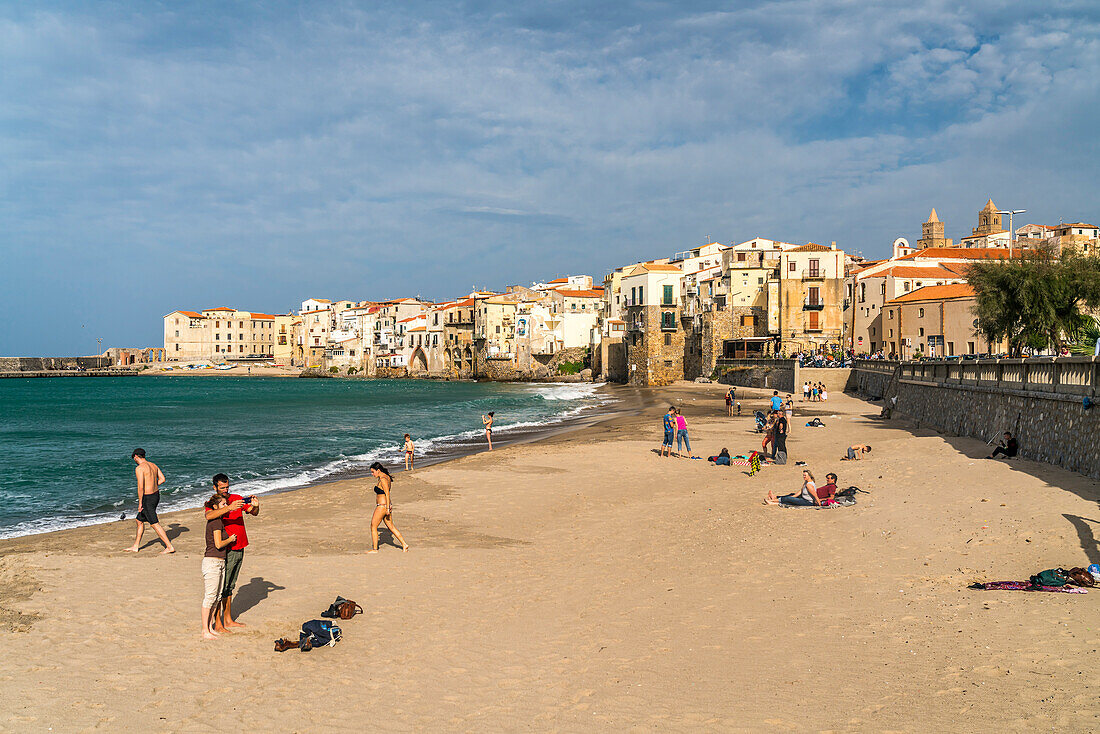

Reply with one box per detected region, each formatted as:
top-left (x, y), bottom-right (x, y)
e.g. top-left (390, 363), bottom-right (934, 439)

top-left (765, 469), bottom-right (839, 507)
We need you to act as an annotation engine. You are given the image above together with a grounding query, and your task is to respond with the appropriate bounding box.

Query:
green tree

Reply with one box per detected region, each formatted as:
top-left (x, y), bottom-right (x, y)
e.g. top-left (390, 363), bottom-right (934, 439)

top-left (968, 251), bottom-right (1100, 356)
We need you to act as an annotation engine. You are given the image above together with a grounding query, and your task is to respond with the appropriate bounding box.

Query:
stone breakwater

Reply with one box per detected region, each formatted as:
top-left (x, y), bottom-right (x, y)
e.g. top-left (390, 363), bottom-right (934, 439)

top-left (848, 357), bottom-right (1100, 480)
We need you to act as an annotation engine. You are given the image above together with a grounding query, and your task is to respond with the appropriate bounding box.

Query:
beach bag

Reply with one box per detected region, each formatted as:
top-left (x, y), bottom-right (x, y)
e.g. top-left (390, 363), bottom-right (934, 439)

top-left (1029, 569), bottom-right (1069, 588)
top-left (321, 596), bottom-right (363, 620)
top-left (1067, 567), bottom-right (1095, 587)
top-left (300, 619), bottom-right (342, 649)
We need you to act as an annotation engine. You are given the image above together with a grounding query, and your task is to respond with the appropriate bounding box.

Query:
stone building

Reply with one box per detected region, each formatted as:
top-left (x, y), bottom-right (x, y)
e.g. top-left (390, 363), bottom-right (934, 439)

top-left (915, 209), bottom-right (953, 249)
top-left (621, 262), bottom-right (685, 386)
top-left (848, 264), bottom-right (964, 354)
top-left (163, 308), bottom-right (278, 362)
top-left (777, 244), bottom-right (846, 354)
top-left (959, 199), bottom-right (1010, 248)
top-left (884, 284), bottom-right (1006, 358)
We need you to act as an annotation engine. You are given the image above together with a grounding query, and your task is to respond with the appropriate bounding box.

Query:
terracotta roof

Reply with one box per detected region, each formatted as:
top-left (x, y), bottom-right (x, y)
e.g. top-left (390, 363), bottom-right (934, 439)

top-left (173, 310), bottom-right (202, 318)
top-left (301, 309), bottom-right (329, 315)
top-left (310, 298), bottom-right (332, 303)
top-left (204, 307), bottom-right (234, 312)
top-left (249, 313), bottom-right (277, 320)
top-left (608, 319), bottom-right (625, 324)
top-left (408, 326), bottom-right (426, 332)
top-left (877, 266), bottom-right (961, 279)
top-left (1060, 222), bottom-right (1098, 228)
top-left (899, 247), bottom-right (1020, 261)
top-left (548, 277), bottom-right (569, 283)
top-left (887, 284), bottom-right (975, 304)
top-left (559, 289), bottom-right (603, 298)
top-left (789, 243), bottom-right (833, 252)
top-left (961, 229), bottom-right (1006, 238)
top-left (367, 306), bottom-right (381, 314)
top-left (627, 262), bottom-right (682, 275)
top-left (397, 317), bottom-right (420, 323)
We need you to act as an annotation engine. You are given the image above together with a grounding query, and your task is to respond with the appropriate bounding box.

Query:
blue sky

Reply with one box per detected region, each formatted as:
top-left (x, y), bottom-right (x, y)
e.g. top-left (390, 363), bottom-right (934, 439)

top-left (1, 1), bottom-right (1098, 355)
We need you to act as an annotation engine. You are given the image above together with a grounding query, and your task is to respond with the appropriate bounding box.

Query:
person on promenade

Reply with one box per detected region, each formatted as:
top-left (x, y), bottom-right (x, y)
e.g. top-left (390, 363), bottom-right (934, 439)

top-left (482, 412), bottom-right (494, 451)
top-left (765, 469), bottom-right (822, 506)
top-left (661, 406), bottom-right (676, 457)
top-left (770, 390), bottom-right (783, 412)
top-left (205, 473), bottom-right (258, 631)
top-left (200, 494), bottom-right (237, 640)
top-left (403, 434), bottom-right (415, 470)
top-left (803, 382), bottom-right (810, 401)
top-left (368, 462), bottom-right (409, 553)
top-left (842, 444), bottom-right (871, 461)
top-left (784, 395), bottom-right (794, 423)
top-left (675, 409), bottom-right (696, 459)
top-left (124, 448), bottom-right (175, 554)
top-left (772, 408), bottom-right (789, 465)
top-left (987, 432), bottom-right (1018, 460)
top-left (725, 387), bottom-right (735, 417)
top-left (821, 384), bottom-right (829, 401)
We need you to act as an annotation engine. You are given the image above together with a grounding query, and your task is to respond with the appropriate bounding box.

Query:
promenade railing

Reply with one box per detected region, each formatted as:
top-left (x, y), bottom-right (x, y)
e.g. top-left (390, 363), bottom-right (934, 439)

top-left (889, 356), bottom-right (1100, 398)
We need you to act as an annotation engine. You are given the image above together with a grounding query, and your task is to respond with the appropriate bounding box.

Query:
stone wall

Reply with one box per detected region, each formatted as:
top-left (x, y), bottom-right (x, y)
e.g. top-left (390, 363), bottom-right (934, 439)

top-left (699, 311), bottom-right (734, 379)
top-left (475, 345), bottom-right (589, 381)
top-left (714, 358), bottom-right (799, 393)
top-left (799, 367), bottom-right (852, 394)
top-left (0, 356), bottom-right (112, 371)
top-left (845, 360), bottom-right (901, 400)
top-left (861, 357), bottom-right (1100, 480)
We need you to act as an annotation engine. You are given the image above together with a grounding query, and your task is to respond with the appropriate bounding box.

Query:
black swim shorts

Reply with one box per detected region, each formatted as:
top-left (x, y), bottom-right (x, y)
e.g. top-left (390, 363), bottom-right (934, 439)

top-left (136, 492), bottom-right (160, 524)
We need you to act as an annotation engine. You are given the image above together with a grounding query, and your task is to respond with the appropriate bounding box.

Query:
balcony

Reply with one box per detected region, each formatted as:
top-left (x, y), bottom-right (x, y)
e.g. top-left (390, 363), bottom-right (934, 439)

top-left (803, 300), bottom-right (825, 311)
top-left (801, 269), bottom-right (826, 280)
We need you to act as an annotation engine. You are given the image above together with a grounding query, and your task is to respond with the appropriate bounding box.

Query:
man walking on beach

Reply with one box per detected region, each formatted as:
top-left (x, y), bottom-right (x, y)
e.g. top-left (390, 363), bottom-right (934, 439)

top-left (205, 473), bottom-right (258, 630)
top-left (124, 449), bottom-right (175, 554)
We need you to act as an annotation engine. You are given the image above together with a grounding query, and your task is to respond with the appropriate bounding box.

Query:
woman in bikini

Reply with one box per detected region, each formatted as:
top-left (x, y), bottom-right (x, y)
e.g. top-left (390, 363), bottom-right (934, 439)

top-left (403, 434), bottom-right (414, 470)
top-left (368, 462), bottom-right (409, 553)
top-left (482, 412), bottom-right (494, 450)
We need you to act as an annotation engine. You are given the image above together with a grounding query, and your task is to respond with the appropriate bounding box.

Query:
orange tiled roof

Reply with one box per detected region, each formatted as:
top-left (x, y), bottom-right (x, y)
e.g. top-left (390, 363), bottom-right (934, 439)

top-left (204, 307), bottom-right (234, 312)
top-left (174, 310), bottom-right (202, 318)
top-left (548, 277), bottom-right (569, 283)
top-left (899, 247), bottom-right (1020, 261)
top-left (961, 229), bottom-right (1007, 238)
top-left (310, 298), bottom-right (332, 303)
top-left (1060, 222), bottom-right (1098, 229)
top-left (408, 326), bottom-right (426, 332)
top-left (877, 265), bottom-right (962, 279)
top-left (397, 316), bottom-right (421, 323)
top-left (628, 262), bottom-right (682, 274)
top-left (559, 289), bottom-right (603, 298)
top-left (790, 243), bottom-right (833, 252)
top-left (887, 284), bottom-right (975, 304)
top-left (249, 313), bottom-right (277, 320)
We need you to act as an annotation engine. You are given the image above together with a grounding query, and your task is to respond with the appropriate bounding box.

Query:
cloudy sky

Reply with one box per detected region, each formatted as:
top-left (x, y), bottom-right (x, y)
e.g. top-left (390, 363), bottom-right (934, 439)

top-left (2, 1), bottom-right (1098, 355)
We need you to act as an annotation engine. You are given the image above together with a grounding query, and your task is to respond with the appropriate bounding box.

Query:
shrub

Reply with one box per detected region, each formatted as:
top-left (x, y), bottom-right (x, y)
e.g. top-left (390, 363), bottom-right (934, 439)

top-left (557, 360), bottom-right (581, 375)
top-left (329, 366), bottom-right (340, 374)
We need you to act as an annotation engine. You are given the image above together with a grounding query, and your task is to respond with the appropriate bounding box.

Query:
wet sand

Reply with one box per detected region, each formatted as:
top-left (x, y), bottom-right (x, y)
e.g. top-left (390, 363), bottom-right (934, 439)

top-left (1, 384), bottom-right (1099, 731)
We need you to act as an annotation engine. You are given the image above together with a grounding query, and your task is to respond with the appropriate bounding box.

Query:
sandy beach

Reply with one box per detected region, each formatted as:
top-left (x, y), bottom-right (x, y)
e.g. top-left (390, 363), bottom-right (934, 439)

top-left (1, 384), bottom-right (1099, 732)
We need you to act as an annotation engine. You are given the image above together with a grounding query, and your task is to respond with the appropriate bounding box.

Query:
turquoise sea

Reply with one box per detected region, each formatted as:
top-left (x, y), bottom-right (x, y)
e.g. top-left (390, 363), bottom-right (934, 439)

top-left (0, 376), bottom-right (611, 539)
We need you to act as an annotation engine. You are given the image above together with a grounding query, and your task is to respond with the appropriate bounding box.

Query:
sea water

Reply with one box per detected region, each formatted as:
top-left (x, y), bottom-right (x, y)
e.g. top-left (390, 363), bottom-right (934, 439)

top-left (0, 376), bottom-right (610, 539)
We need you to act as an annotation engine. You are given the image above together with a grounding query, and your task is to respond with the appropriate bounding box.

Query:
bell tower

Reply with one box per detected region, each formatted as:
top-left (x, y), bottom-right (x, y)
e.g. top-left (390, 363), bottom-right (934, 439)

top-left (973, 199), bottom-right (1003, 236)
top-left (916, 208), bottom-right (952, 249)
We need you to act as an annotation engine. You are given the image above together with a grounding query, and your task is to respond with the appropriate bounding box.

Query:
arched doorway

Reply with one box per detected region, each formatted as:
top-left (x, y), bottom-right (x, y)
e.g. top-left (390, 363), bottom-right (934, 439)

top-left (410, 347), bottom-right (428, 375)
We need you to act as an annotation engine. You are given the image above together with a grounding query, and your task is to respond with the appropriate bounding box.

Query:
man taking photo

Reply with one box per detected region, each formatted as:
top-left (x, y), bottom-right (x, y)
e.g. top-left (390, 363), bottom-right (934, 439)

top-left (204, 473), bottom-right (259, 631)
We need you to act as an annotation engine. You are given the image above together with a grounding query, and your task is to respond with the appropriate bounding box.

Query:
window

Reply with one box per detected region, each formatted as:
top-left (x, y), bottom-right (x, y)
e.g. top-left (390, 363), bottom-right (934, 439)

top-left (239, 345), bottom-right (244, 353)
top-left (918, 327), bottom-right (925, 336)
top-left (904, 281), bottom-right (911, 292)
top-left (889, 329), bottom-right (893, 337)
top-left (860, 283), bottom-right (866, 303)
top-left (239, 321), bottom-right (244, 328)
top-left (871, 327), bottom-right (876, 336)
top-left (239, 334), bottom-right (244, 340)
top-left (175, 344), bottom-right (180, 351)
top-left (215, 321), bottom-right (220, 327)
top-left (789, 262), bottom-right (796, 272)
top-left (664, 333), bottom-right (671, 346)
top-left (808, 259), bottom-right (820, 277)
top-left (630, 287), bottom-right (636, 305)
top-left (918, 308), bottom-right (925, 318)
top-left (807, 286), bottom-right (820, 306)
top-left (638, 286), bottom-right (643, 303)
top-left (758, 277), bottom-right (764, 284)
top-left (216, 334), bottom-right (220, 340)
top-left (968, 341), bottom-right (976, 354)
top-left (947, 342), bottom-right (954, 356)
top-left (496, 326), bottom-right (501, 334)
top-left (888, 310), bottom-right (893, 319)
top-left (661, 311), bottom-right (676, 330)
top-left (808, 311), bottom-right (820, 330)
top-left (662, 284), bottom-right (674, 305)
top-left (215, 345), bottom-right (220, 352)
top-left (174, 330), bottom-right (179, 337)
top-left (737, 252), bottom-right (746, 261)
top-left (741, 315), bottom-right (754, 327)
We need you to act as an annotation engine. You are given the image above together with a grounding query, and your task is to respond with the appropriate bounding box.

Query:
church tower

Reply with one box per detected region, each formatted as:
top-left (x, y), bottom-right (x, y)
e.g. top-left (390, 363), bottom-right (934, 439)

top-left (972, 199), bottom-right (1003, 236)
top-left (916, 208), bottom-right (952, 249)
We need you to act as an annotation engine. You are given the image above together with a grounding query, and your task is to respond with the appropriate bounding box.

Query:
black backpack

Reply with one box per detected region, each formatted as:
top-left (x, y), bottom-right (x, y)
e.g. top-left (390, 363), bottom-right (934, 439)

top-left (836, 486), bottom-right (868, 498)
top-left (299, 619), bottom-right (341, 650)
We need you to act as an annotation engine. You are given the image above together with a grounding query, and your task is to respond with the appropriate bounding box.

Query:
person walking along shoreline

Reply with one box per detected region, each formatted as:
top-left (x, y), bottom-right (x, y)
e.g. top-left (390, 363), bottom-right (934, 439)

top-left (368, 462), bottom-right (409, 553)
top-left (124, 448), bottom-right (175, 554)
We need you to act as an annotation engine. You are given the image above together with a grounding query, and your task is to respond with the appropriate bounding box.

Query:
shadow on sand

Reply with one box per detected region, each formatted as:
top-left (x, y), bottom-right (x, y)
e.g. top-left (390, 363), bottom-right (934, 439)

top-left (233, 576), bottom-right (286, 616)
top-left (138, 522), bottom-right (189, 550)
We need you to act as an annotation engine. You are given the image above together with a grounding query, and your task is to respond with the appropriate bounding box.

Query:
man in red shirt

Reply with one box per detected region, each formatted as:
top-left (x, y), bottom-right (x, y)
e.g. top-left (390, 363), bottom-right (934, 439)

top-left (817, 473), bottom-right (839, 502)
top-left (205, 473), bottom-right (259, 631)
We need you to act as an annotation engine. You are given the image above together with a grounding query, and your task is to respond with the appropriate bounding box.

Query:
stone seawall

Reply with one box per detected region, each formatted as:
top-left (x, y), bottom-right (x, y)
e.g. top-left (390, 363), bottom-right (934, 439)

top-left (714, 359), bottom-right (798, 393)
top-left (845, 361), bottom-right (901, 400)
top-left (849, 357), bottom-right (1100, 480)
top-left (799, 367), bottom-right (852, 394)
top-left (0, 356), bottom-right (112, 372)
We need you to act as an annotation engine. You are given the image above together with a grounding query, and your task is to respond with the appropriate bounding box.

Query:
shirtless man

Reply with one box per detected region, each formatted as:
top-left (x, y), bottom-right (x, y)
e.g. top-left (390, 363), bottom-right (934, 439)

top-left (124, 448), bottom-right (176, 554)
top-left (842, 444), bottom-right (872, 461)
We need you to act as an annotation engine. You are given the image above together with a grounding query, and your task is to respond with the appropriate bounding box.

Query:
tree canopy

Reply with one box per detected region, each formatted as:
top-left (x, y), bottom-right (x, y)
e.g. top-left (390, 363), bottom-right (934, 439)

top-left (967, 250), bottom-right (1100, 356)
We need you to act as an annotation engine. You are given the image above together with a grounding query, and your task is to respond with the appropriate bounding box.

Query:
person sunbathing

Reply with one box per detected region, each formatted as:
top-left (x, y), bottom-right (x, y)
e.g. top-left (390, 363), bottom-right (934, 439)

top-left (708, 448), bottom-right (731, 466)
top-left (765, 469), bottom-right (822, 506)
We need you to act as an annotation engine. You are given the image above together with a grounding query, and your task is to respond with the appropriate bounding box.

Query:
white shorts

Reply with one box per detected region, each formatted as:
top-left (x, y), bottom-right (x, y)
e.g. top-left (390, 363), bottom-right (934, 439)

top-left (201, 557), bottom-right (226, 607)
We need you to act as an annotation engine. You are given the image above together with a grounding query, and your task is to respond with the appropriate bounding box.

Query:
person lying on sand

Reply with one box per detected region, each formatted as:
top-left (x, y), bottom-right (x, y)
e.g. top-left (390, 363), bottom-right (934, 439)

top-left (842, 444), bottom-right (871, 461)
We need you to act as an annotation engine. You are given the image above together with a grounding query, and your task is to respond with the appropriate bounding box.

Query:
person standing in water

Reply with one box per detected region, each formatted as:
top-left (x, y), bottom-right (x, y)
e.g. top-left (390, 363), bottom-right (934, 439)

top-left (482, 412), bottom-right (494, 450)
top-left (124, 448), bottom-right (175, 554)
top-left (368, 462), bottom-right (409, 553)
top-left (403, 434), bottom-right (415, 470)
